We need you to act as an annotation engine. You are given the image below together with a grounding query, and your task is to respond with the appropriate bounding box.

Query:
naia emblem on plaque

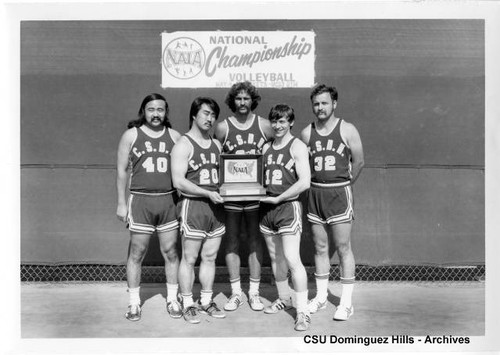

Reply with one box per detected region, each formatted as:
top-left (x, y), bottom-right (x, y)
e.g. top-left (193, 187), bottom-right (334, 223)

top-left (219, 154), bottom-right (267, 201)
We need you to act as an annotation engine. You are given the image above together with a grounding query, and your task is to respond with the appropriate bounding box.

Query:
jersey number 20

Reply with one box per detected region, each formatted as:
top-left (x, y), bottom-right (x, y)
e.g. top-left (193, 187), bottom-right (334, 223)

top-left (200, 168), bottom-right (219, 185)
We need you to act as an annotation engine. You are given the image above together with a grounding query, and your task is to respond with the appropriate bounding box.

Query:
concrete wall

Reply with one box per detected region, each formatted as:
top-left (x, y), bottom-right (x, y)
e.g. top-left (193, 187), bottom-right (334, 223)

top-left (20, 20), bottom-right (484, 266)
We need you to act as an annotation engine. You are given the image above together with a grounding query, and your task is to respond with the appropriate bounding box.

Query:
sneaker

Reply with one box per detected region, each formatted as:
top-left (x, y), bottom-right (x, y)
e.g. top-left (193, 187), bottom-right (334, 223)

top-left (307, 297), bottom-right (327, 314)
top-left (294, 312), bottom-right (311, 331)
top-left (248, 293), bottom-right (264, 311)
top-left (224, 293), bottom-right (243, 311)
top-left (166, 299), bottom-right (182, 319)
top-left (183, 305), bottom-right (201, 324)
top-left (264, 298), bottom-right (293, 314)
top-left (333, 304), bottom-right (354, 321)
top-left (125, 304), bottom-right (141, 322)
top-left (199, 302), bottom-right (226, 319)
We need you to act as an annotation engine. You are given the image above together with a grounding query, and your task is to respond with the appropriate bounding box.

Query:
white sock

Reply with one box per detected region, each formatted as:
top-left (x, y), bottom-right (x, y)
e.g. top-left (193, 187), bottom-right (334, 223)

top-left (181, 293), bottom-right (194, 308)
top-left (249, 278), bottom-right (260, 295)
top-left (230, 278), bottom-right (242, 295)
top-left (166, 283), bottom-right (178, 303)
top-left (200, 290), bottom-right (213, 306)
top-left (128, 287), bottom-right (141, 306)
top-left (276, 279), bottom-right (291, 301)
top-left (295, 290), bottom-right (309, 314)
top-left (339, 277), bottom-right (355, 307)
top-left (315, 273), bottom-right (329, 302)
top-left (290, 286), bottom-right (296, 308)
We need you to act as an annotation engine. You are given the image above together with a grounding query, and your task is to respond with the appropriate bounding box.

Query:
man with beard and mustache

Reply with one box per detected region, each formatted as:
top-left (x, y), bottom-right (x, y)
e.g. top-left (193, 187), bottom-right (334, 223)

top-left (116, 93), bottom-right (182, 321)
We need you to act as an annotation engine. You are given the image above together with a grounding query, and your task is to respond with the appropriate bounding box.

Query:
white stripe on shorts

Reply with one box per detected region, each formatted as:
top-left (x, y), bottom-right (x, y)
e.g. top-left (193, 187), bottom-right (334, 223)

top-left (157, 219), bottom-right (180, 233)
top-left (311, 181), bottom-right (350, 188)
top-left (259, 201), bottom-right (302, 236)
top-left (307, 185), bottom-right (353, 225)
top-left (206, 225), bottom-right (226, 239)
top-left (326, 185), bottom-right (353, 224)
top-left (179, 198), bottom-right (224, 240)
top-left (127, 195), bottom-right (155, 234)
top-left (179, 199), bottom-right (206, 240)
top-left (278, 201), bottom-right (302, 236)
top-left (224, 202), bottom-right (260, 212)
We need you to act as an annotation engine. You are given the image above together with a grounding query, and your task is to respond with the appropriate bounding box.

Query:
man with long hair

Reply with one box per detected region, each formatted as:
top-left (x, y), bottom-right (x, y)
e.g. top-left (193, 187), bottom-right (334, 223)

top-left (214, 81), bottom-right (273, 312)
top-left (116, 93), bottom-right (182, 321)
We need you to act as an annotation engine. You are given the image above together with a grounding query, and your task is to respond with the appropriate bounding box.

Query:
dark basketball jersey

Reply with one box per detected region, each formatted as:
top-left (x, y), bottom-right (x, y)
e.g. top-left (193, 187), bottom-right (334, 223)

top-left (222, 114), bottom-right (269, 154)
top-left (129, 127), bottom-right (175, 193)
top-left (184, 134), bottom-right (221, 192)
top-left (307, 119), bottom-right (351, 184)
top-left (263, 137), bottom-right (298, 197)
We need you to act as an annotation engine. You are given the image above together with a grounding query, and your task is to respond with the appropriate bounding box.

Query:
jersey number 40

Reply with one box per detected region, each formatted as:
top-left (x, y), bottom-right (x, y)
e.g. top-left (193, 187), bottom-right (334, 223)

top-left (142, 157), bottom-right (168, 173)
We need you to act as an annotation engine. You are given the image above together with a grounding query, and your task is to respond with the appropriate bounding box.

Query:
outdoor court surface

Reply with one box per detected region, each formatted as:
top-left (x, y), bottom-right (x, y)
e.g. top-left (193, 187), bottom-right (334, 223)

top-left (21, 280), bottom-right (484, 338)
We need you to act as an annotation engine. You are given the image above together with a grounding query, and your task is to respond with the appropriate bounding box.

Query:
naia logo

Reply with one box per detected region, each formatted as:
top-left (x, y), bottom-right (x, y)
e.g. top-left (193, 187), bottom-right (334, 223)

top-left (162, 37), bottom-right (206, 79)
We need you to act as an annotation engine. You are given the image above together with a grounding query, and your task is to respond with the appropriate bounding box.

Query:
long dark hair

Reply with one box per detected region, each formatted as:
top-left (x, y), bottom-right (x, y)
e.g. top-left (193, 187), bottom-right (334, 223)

top-left (224, 81), bottom-right (261, 112)
top-left (127, 93), bottom-right (172, 129)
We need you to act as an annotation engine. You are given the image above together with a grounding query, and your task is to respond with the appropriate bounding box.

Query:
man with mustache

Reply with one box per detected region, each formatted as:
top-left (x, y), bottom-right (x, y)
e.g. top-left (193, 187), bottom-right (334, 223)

top-left (214, 81), bottom-right (273, 312)
top-left (116, 93), bottom-right (182, 321)
top-left (171, 97), bottom-right (226, 324)
top-left (300, 84), bottom-right (365, 321)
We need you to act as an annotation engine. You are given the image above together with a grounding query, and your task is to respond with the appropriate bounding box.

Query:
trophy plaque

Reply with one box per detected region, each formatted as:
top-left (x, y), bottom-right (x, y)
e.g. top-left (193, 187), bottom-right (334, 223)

top-left (219, 154), bottom-right (267, 201)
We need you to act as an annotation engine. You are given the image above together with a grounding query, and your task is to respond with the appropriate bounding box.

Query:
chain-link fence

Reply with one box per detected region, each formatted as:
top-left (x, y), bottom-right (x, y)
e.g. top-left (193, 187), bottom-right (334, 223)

top-left (21, 264), bottom-right (485, 283)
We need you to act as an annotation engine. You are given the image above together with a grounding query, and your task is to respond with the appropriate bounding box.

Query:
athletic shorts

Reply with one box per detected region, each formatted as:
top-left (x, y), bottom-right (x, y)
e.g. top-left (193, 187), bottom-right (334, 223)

top-left (259, 200), bottom-right (302, 236)
top-left (224, 200), bottom-right (260, 213)
top-left (127, 192), bottom-right (179, 234)
top-left (177, 197), bottom-right (225, 240)
top-left (307, 183), bottom-right (354, 225)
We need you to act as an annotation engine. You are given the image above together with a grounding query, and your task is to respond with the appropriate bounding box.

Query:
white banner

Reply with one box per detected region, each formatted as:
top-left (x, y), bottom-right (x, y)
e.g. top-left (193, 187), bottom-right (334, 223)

top-left (161, 31), bottom-right (315, 88)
